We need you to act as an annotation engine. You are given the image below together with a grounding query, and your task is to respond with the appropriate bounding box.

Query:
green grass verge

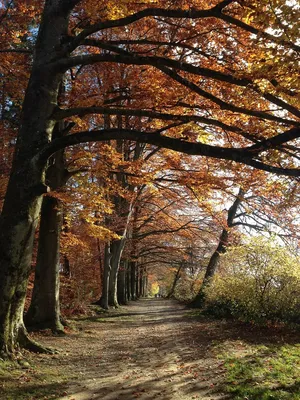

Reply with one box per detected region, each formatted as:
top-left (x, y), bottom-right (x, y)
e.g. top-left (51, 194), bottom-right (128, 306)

top-left (221, 344), bottom-right (300, 399)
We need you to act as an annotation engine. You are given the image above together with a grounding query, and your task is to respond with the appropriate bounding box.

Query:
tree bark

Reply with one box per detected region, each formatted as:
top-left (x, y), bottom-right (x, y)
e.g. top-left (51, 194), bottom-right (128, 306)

top-left (130, 261), bottom-right (137, 300)
top-left (98, 243), bottom-right (112, 310)
top-left (167, 263), bottom-right (183, 298)
top-left (117, 261), bottom-right (127, 305)
top-left (0, 1), bottom-right (70, 355)
top-left (126, 261), bottom-right (132, 301)
top-left (139, 266), bottom-right (144, 297)
top-left (108, 238), bottom-right (127, 307)
top-left (190, 188), bottom-right (244, 308)
top-left (136, 265), bottom-right (140, 298)
top-left (25, 196), bottom-right (64, 333)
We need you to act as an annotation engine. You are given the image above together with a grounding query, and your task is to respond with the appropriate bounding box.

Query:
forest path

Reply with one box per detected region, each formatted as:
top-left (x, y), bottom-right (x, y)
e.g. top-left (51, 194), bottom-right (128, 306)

top-left (3, 298), bottom-right (299, 399)
top-left (46, 298), bottom-right (230, 400)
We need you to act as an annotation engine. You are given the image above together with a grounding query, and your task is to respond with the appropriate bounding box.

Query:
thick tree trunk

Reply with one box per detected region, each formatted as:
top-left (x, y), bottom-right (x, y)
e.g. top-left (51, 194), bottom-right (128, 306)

top-left (190, 188), bottom-right (244, 308)
top-left (0, 2), bottom-right (72, 355)
top-left (144, 274), bottom-right (148, 297)
top-left (25, 124), bottom-right (69, 333)
top-left (25, 196), bottom-right (64, 333)
top-left (142, 274), bottom-right (147, 297)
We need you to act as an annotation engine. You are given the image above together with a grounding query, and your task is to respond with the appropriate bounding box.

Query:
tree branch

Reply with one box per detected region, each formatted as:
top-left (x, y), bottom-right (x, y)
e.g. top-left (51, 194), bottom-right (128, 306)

top-left (68, 2), bottom-right (234, 51)
top-left (51, 54), bottom-right (298, 126)
top-left (248, 127), bottom-right (300, 151)
top-left (77, 40), bottom-right (300, 119)
top-left (53, 106), bottom-right (249, 136)
top-left (35, 128), bottom-right (300, 177)
top-left (67, 1), bottom-right (299, 53)
top-left (0, 49), bottom-right (32, 54)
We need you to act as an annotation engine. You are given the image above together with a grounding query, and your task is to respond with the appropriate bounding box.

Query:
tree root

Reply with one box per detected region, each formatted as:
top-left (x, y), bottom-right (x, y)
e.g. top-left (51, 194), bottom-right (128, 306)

top-left (25, 318), bottom-right (66, 335)
top-left (18, 327), bottom-right (56, 354)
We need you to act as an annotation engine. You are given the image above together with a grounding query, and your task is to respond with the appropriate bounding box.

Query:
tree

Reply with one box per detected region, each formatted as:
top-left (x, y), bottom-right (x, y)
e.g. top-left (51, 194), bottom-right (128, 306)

top-left (190, 187), bottom-right (245, 307)
top-left (24, 121), bottom-right (87, 332)
top-left (0, 0), bottom-right (299, 356)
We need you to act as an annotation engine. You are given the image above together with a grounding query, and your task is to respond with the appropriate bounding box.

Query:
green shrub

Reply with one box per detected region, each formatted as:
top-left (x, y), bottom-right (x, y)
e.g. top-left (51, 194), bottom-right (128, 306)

top-left (173, 273), bottom-right (202, 302)
top-left (204, 236), bottom-right (300, 324)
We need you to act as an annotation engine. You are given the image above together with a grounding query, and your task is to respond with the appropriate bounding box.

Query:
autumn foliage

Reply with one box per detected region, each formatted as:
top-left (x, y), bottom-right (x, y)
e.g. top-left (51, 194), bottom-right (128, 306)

top-left (0, 0), bottom-right (299, 355)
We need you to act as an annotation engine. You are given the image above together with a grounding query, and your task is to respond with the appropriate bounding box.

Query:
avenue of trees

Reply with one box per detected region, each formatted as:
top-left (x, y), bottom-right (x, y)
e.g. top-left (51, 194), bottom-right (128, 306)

top-left (0, 0), bottom-right (299, 357)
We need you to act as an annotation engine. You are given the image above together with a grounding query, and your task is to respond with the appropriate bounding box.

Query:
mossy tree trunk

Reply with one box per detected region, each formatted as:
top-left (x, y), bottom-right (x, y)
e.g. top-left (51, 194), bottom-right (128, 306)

top-left (0, 1), bottom-right (75, 356)
top-left (25, 195), bottom-right (64, 333)
top-left (25, 121), bottom-right (85, 333)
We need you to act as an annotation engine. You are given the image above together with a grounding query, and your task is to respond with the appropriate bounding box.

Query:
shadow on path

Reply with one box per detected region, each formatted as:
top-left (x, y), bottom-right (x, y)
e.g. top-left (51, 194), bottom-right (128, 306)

top-left (14, 298), bottom-right (298, 400)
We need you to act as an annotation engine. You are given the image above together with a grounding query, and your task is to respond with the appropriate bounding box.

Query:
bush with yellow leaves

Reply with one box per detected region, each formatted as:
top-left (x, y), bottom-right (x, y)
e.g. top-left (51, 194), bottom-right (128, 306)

top-left (204, 236), bottom-right (300, 324)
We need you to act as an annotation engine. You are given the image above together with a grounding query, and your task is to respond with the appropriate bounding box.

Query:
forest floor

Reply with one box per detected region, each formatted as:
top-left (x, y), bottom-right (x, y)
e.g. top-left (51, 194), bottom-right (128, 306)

top-left (1, 298), bottom-right (300, 400)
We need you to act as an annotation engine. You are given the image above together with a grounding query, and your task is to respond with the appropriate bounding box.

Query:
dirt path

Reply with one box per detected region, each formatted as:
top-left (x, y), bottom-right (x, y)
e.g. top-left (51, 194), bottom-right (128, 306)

top-left (40, 299), bottom-right (230, 400)
top-left (5, 298), bottom-right (298, 400)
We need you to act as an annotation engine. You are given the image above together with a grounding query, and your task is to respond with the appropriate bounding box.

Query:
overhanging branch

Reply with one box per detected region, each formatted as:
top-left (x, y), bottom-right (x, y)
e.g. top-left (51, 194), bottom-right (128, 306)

top-left (51, 54), bottom-right (298, 125)
top-left (35, 128), bottom-right (300, 177)
top-left (67, 1), bottom-right (299, 53)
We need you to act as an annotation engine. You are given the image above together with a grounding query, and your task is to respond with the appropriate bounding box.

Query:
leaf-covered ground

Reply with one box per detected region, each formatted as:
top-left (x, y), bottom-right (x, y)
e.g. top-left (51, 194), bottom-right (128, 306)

top-left (1, 299), bottom-right (299, 400)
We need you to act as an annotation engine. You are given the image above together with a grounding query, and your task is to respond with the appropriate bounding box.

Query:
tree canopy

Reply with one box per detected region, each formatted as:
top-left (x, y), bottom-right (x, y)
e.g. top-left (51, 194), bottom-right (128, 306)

top-left (0, 0), bottom-right (299, 356)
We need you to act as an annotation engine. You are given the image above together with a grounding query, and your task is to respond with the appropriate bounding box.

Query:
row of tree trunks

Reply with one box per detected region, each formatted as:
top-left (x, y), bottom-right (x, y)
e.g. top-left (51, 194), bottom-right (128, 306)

top-left (117, 260), bottom-right (148, 304)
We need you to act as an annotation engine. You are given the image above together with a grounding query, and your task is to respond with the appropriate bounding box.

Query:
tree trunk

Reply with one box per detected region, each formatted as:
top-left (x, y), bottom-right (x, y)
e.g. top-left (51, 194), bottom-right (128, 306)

top-left (126, 262), bottom-right (132, 301)
top-left (139, 267), bottom-right (144, 297)
top-left (25, 120), bottom-right (70, 333)
top-left (167, 263), bottom-right (183, 298)
top-left (145, 274), bottom-right (149, 297)
top-left (117, 261), bottom-right (127, 305)
top-left (25, 196), bottom-right (64, 333)
top-left (130, 261), bottom-right (137, 300)
top-left (190, 188), bottom-right (244, 308)
top-left (108, 238), bottom-right (126, 307)
top-left (136, 265), bottom-right (140, 298)
top-left (0, 1), bottom-right (70, 355)
top-left (63, 254), bottom-right (71, 278)
top-left (96, 243), bottom-right (111, 310)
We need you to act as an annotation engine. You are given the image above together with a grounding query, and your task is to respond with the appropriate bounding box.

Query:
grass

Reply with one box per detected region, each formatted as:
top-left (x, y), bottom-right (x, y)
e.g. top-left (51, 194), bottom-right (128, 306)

top-left (0, 359), bottom-right (72, 400)
top-left (187, 308), bottom-right (300, 399)
top-left (220, 344), bottom-right (300, 399)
